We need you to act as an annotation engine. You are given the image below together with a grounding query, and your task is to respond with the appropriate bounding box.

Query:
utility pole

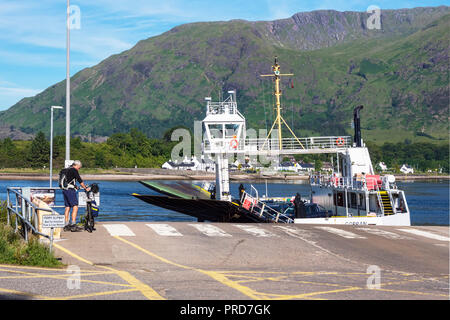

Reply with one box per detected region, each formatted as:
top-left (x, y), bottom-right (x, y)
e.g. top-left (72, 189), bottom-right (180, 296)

top-left (50, 106), bottom-right (63, 187)
top-left (65, 0), bottom-right (71, 166)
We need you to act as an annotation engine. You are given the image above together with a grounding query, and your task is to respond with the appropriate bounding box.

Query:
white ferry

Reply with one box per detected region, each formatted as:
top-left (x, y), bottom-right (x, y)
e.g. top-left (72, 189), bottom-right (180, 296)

top-left (135, 58), bottom-right (411, 226)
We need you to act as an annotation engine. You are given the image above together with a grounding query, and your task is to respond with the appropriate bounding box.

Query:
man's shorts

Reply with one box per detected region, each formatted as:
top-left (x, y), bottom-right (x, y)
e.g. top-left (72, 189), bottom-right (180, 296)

top-left (62, 189), bottom-right (78, 207)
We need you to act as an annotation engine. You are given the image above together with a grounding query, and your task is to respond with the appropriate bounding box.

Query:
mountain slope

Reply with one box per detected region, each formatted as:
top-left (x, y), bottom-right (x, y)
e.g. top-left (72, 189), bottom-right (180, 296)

top-left (0, 7), bottom-right (448, 144)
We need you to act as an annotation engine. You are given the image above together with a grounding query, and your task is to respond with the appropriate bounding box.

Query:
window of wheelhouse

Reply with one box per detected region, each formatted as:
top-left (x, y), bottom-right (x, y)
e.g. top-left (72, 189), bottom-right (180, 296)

top-left (208, 124), bottom-right (224, 139)
top-left (225, 123), bottom-right (240, 138)
top-left (359, 194), bottom-right (366, 210)
top-left (334, 191), bottom-right (345, 207)
top-left (350, 193), bottom-right (357, 209)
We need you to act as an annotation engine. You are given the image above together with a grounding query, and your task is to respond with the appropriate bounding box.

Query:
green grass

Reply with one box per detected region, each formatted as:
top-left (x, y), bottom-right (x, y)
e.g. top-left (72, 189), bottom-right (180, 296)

top-left (0, 202), bottom-right (63, 268)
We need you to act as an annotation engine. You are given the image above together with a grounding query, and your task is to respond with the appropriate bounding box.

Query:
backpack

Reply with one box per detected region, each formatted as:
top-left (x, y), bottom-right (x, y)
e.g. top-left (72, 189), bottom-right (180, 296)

top-left (58, 168), bottom-right (73, 190)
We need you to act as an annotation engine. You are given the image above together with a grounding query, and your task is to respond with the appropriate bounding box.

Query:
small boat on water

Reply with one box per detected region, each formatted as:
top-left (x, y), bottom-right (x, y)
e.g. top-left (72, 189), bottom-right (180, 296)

top-left (133, 58), bottom-right (411, 226)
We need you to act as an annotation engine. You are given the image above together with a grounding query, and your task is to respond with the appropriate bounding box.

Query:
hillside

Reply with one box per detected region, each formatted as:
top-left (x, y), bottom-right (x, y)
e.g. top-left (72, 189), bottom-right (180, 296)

top-left (0, 6), bottom-right (448, 144)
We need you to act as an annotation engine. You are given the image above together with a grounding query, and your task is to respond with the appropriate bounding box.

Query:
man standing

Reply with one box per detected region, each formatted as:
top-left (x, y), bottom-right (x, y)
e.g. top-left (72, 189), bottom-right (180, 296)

top-left (63, 160), bottom-right (90, 231)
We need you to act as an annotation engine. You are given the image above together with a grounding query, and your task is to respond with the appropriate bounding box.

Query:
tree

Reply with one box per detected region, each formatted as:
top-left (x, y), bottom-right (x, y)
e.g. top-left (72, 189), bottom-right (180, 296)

top-left (28, 131), bottom-right (50, 168)
top-left (315, 160), bottom-right (323, 172)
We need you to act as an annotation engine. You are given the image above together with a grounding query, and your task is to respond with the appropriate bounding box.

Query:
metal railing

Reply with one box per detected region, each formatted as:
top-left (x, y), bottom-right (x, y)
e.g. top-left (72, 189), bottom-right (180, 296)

top-left (247, 136), bottom-right (352, 151)
top-left (203, 136), bottom-right (352, 153)
top-left (310, 174), bottom-right (382, 192)
top-left (311, 174), bottom-right (397, 216)
top-left (240, 191), bottom-right (293, 223)
top-left (206, 101), bottom-right (244, 118)
top-left (5, 187), bottom-right (60, 252)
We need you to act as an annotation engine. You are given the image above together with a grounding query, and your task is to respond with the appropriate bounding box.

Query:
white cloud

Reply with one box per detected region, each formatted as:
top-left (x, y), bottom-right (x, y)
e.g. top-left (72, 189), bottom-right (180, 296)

top-left (0, 86), bottom-right (42, 97)
top-left (0, 86), bottom-right (43, 110)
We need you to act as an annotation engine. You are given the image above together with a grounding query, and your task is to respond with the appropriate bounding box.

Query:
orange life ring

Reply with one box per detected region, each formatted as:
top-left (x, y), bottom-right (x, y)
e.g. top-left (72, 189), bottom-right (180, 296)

top-left (336, 137), bottom-right (345, 147)
top-left (230, 138), bottom-right (239, 149)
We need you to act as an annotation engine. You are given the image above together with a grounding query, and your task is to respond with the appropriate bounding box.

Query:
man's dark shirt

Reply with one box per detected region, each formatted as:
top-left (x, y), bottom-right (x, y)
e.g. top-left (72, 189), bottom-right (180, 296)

top-left (66, 167), bottom-right (83, 187)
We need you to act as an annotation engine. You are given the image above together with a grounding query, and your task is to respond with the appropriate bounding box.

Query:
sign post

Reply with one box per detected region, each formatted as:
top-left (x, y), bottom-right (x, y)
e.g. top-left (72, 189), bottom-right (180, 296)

top-left (42, 215), bottom-right (66, 253)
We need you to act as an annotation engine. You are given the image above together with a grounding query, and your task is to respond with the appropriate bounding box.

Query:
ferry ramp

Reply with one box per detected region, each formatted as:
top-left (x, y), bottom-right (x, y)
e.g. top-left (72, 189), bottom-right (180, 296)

top-left (0, 222), bottom-right (448, 300)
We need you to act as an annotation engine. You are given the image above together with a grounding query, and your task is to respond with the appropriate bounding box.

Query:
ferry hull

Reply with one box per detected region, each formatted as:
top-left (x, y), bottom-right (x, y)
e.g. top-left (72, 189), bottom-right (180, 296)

top-left (132, 194), bottom-right (264, 223)
top-left (294, 213), bottom-right (411, 226)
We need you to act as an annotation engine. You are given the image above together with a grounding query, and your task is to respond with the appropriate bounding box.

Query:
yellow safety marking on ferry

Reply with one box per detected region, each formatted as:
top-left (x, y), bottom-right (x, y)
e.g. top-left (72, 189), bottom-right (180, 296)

top-left (54, 243), bottom-right (165, 300)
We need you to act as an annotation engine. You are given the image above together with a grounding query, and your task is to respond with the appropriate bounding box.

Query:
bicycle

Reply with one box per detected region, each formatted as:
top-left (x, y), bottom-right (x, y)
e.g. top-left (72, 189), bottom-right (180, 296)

top-left (84, 183), bottom-right (99, 233)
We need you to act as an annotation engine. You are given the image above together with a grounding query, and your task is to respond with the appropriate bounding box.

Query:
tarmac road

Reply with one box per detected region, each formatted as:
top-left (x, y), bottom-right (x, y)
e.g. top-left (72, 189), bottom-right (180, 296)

top-left (0, 222), bottom-right (448, 300)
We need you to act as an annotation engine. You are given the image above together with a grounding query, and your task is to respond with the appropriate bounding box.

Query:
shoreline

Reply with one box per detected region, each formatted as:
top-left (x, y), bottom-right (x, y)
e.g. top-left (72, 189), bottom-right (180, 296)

top-left (0, 172), bottom-right (448, 182)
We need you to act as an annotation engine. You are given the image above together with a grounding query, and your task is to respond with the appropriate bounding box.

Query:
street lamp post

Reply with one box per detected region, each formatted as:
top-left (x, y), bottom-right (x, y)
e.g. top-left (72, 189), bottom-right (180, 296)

top-left (50, 106), bottom-right (63, 187)
top-left (66, 0), bottom-right (71, 166)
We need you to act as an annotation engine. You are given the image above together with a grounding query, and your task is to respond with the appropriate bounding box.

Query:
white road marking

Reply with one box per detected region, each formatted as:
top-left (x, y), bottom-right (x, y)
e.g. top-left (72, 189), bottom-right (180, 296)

top-left (146, 224), bottom-right (182, 237)
top-left (189, 224), bottom-right (232, 237)
top-left (315, 226), bottom-right (366, 239)
top-left (103, 224), bottom-right (135, 237)
top-left (397, 229), bottom-right (450, 242)
top-left (357, 227), bottom-right (411, 240)
top-left (234, 225), bottom-right (277, 237)
top-left (273, 226), bottom-right (313, 239)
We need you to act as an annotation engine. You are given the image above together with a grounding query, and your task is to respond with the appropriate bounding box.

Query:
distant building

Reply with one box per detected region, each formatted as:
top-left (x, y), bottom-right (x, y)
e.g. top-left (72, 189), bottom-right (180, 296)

top-left (297, 163), bottom-right (315, 173)
top-left (161, 155), bottom-right (215, 172)
top-left (161, 161), bottom-right (175, 170)
top-left (400, 164), bottom-right (414, 174)
top-left (321, 162), bottom-right (333, 172)
top-left (277, 161), bottom-right (297, 172)
top-left (378, 162), bottom-right (388, 171)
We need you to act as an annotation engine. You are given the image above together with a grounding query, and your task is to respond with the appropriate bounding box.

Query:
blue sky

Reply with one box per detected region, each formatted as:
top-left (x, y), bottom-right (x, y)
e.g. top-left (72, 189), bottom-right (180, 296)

top-left (0, 0), bottom-right (448, 111)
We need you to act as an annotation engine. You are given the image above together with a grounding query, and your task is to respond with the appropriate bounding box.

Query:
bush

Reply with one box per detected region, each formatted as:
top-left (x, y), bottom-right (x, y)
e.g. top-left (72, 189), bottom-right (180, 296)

top-left (0, 201), bottom-right (63, 268)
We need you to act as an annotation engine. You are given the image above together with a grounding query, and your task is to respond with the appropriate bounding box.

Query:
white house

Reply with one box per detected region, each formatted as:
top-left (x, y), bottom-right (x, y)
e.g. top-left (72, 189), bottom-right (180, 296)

top-left (378, 162), bottom-right (388, 171)
top-left (161, 161), bottom-right (175, 170)
top-left (297, 163), bottom-right (315, 173)
top-left (400, 164), bottom-right (414, 174)
top-left (321, 162), bottom-right (333, 172)
top-left (162, 155), bottom-right (215, 172)
top-left (276, 161), bottom-right (298, 172)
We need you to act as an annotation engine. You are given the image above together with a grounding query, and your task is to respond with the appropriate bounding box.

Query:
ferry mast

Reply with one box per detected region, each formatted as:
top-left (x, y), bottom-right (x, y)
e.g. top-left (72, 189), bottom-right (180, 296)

top-left (261, 56), bottom-right (304, 150)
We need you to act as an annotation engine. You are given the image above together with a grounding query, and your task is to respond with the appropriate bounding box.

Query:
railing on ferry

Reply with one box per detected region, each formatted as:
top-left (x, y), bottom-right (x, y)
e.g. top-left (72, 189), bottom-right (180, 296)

top-left (203, 136), bottom-right (352, 153)
top-left (311, 174), bottom-right (386, 192)
top-left (311, 174), bottom-right (407, 216)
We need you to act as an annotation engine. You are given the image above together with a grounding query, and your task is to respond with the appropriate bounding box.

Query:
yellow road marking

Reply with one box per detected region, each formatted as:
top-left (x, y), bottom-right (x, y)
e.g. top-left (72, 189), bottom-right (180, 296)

top-left (112, 235), bottom-right (449, 300)
top-left (0, 267), bottom-right (133, 288)
top-left (0, 264), bottom-right (66, 271)
top-left (107, 269), bottom-right (164, 300)
top-left (112, 236), bottom-right (192, 270)
top-left (113, 235), bottom-right (263, 299)
top-left (373, 287), bottom-right (449, 297)
top-left (200, 269), bottom-right (264, 299)
top-left (53, 243), bottom-right (164, 300)
top-left (46, 289), bottom-right (139, 300)
top-left (54, 244), bottom-right (94, 266)
top-left (274, 287), bottom-right (362, 300)
top-left (0, 287), bottom-right (47, 299)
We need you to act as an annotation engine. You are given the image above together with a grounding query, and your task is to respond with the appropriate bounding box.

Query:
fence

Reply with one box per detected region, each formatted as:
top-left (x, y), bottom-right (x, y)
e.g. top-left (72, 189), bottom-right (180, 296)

top-left (4, 187), bottom-right (62, 252)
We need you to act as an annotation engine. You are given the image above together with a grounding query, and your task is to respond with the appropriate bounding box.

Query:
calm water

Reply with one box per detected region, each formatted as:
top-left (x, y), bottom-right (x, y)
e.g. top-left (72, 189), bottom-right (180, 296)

top-left (0, 179), bottom-right (448, 226)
